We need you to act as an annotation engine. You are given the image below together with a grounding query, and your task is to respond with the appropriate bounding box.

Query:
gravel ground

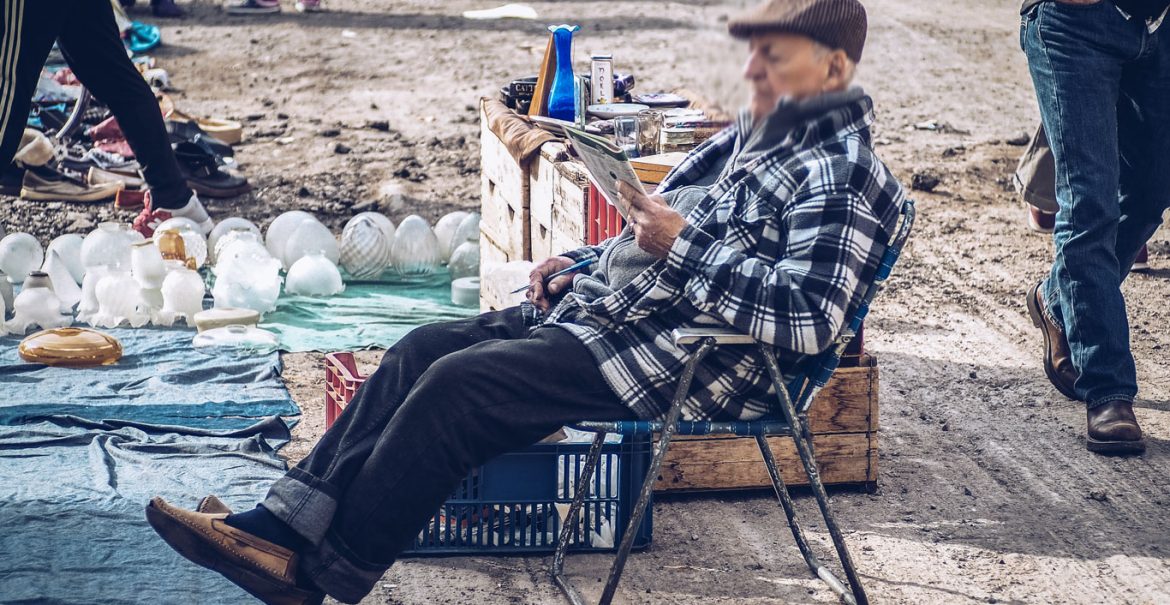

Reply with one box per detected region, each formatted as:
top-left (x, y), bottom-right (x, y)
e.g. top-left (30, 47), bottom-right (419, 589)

top-left (5, 0), bottom-right (1169, 603)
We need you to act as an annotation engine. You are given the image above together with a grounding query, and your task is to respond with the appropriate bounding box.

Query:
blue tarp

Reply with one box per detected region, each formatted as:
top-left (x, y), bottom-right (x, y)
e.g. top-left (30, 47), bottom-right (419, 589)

top-left (0, 327), bottom-right (298, 429)
top-left (0, 416), bottom-right (290, 604)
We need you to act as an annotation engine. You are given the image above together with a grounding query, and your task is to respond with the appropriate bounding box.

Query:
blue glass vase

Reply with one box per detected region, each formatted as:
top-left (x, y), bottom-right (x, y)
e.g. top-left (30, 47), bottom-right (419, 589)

top-left (546, 24), bottom-right (580, 122)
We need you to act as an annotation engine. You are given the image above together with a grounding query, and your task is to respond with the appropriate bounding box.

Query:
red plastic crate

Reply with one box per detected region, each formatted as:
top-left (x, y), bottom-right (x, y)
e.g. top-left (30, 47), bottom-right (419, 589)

top-left (586, 186), bottom-right (625, 245)
top-left (324, 352), bottom-right (364, 427)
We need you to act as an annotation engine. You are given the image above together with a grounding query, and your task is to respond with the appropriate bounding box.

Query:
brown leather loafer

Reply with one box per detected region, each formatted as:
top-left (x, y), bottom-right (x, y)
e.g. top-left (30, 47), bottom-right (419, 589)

top-left (196, 494), bottom-right (233, 515)
top-left (1026, 281), bottom-right (1079, 400)
top-left (1086, 400), bottom-right (1145, 454)
top-left (145, 497), bottom-right (324, 605)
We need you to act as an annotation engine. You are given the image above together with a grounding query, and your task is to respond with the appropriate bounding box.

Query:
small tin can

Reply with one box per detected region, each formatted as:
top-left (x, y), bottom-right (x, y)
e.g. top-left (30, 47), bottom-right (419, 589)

top-left (590, 53), bottom-right (614, 105)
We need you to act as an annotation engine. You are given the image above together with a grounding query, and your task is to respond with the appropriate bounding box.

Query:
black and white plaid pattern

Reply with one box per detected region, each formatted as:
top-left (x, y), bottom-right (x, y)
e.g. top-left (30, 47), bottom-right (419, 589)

top-left (546, 96), bottom-right (905, 421)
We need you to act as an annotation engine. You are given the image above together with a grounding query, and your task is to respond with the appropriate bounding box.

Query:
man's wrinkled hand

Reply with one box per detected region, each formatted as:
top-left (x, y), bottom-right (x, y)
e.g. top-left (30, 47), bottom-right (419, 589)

top-left (527, 255), bottom-right (578, 311)
top-left (619, 180), bottom-right (686, 259)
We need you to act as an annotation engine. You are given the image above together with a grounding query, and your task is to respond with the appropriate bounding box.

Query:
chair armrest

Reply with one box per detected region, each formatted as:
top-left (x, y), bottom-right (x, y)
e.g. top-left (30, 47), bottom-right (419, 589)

top-left (672, 327), bottom-right (756, 346)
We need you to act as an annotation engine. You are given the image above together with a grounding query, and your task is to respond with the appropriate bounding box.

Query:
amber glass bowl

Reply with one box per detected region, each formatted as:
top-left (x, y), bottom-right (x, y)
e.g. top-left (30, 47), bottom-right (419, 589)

top-left (18, 328), bottom-right (123, 367)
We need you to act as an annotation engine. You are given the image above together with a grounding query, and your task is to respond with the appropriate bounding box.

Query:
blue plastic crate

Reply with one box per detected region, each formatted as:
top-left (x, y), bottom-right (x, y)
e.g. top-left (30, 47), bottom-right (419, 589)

top-left (403, 436), bottom-right (653, 555)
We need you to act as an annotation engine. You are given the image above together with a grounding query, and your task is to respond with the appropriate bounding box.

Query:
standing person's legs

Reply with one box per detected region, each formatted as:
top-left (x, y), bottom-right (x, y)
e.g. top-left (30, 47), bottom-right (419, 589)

top-left (1115, 29), bottom-right (1170, 277)
top-left (1023, 2), bottom-right (1139, 408)
top-left (56, 0), bottom-right (194, 210)
top-left (292, 324), bottom-right (635, 602)
top-left (0, 0), bottom-right (63, 168)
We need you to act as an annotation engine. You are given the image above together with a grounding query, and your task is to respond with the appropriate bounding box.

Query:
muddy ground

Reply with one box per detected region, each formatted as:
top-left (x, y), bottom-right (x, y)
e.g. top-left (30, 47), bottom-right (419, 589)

top-left (7, 0), bottom-right (1170, 603)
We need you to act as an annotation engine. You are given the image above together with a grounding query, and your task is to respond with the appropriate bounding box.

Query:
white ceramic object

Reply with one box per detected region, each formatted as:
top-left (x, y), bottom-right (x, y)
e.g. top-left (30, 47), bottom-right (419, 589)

top-left (265, 210), bottom-right (316, 262)
top-left (448, 241), bottom-right (480, 280)
top-left (7, 273), bottom-right (72, 334)
top-left (283, 219), bottom-right (340, 270)
top-left (89, 270), bottom-right (150, 328)
top-left (208, 218), bottom-right (261, 261)
top-left (433, 211), bottom-right (470, 263)
top-left (451, 276), bottom-right (480, 307)
top-left (0, 232), bottom-right (44, 284)
top-left (452, 212), bottom-right (481, 248)
top-left (211, 254), bottom-right (283, 314)
top-left (81, 223), bottom-right (132, 271)
top-left (192, 324), bottom-right (280, 355)
top-left (43, 250), bottom-right (82, 312)
top-left (390, 215), bottom-right (441, 276)
top-left (193, 307), bottom-right (260, 333)
top-left (340, 215), bottom-right (391, 280)
top-left (46, 234), bottom-right (85, 284)
top-left (130, 242), bottom-right (167, 289)
top-left (158, 267), bottom-right (206, 327)
top-left (285, 252), bottom-right (345, 297)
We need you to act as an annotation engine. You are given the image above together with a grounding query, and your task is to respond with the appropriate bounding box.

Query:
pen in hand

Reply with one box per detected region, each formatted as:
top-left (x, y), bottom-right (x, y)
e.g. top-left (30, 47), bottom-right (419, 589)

top-left (511, 259), bottom-right (598, 294)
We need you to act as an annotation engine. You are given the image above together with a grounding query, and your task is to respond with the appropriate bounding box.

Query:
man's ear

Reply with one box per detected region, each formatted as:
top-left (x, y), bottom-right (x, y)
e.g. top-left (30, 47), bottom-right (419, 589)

top-left (824, 49), bottom-right (850, 90)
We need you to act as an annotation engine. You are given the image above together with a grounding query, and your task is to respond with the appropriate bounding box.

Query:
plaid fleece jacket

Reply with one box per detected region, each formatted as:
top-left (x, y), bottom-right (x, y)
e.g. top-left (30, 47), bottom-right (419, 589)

top-left (545, 95), bottom-right (906, 421)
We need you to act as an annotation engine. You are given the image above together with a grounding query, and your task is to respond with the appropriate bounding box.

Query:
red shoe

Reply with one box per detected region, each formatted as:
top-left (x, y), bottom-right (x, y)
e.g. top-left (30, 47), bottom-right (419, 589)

top-left (1132, 244), bottom-right (1150, 273)
top-left (1027, 206), bottom-right (1055, 234)
top-left (133, 193), bottom-right (171, 238)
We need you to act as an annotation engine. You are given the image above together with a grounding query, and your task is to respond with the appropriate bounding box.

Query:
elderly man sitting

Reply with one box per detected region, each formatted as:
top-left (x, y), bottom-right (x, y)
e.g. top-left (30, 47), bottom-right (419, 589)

top-left (146, 0), bottom-right (905, 603)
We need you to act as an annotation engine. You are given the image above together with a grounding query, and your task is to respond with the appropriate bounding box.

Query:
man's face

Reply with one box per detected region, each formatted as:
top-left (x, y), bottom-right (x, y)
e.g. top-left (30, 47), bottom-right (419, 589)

top-left (742, 32), bottom-right (844, 121)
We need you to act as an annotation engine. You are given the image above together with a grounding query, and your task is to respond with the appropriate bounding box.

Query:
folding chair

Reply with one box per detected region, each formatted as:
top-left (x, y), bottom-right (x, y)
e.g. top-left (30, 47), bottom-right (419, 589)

top-left (551, 200), bottom-right (915, 605)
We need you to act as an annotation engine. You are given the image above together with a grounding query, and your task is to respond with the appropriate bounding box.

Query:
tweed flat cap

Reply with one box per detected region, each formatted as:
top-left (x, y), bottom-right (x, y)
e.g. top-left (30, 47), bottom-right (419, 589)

top-left (728, 0), bottom-right (868, 63)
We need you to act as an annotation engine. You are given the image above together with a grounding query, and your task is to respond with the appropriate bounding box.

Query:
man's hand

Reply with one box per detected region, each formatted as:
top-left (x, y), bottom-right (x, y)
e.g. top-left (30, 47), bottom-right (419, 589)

top-left (527, 255), bottom-right (578, 311)
top-left (619, 180), bottom-right (687, 259)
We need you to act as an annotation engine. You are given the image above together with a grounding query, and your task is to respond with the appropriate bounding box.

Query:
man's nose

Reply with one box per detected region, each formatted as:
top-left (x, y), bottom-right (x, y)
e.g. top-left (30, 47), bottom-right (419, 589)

top-left (743, 51), bottom-right (763, 80)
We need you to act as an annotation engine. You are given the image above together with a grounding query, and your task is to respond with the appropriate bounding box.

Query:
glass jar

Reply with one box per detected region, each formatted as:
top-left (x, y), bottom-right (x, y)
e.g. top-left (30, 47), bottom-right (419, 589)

top-left (636, 109), bottom-right (664, 157)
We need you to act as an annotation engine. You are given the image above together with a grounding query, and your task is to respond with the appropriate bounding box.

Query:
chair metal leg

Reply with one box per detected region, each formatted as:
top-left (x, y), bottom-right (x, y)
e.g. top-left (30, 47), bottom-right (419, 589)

top-left (553, 338), bottom-right (716, 605)
top-left (552, 431), bottom-right (608, 605)
top-left (760, 345), bottom-right (868, 605)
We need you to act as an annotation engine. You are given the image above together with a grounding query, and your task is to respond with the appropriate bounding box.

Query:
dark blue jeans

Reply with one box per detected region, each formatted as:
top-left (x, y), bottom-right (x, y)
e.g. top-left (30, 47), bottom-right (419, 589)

top-left (1022, 0), bottom-right (1170, 408)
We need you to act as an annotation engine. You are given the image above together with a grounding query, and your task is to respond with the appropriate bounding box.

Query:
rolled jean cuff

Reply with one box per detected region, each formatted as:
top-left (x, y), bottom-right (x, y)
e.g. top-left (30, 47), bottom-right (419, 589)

top-left (260, 467), bottom-right (339, 546)
top-left (1086, 393), bottom-right (1135, 410)
top-left (299, 530), bottom-right (390, 604)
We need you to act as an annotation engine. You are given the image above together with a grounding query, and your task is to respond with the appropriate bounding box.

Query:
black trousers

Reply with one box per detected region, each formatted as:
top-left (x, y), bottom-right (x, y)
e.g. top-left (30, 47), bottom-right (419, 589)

top-left (0, 0), bottom-right (192, 208)
top-left (260, 308), bottom-right (637, 603)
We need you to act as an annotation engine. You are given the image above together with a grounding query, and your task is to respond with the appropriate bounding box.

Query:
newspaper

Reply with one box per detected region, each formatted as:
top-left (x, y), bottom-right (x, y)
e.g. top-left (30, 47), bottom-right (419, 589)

top-left (561, 125), bottom-right (642, 219)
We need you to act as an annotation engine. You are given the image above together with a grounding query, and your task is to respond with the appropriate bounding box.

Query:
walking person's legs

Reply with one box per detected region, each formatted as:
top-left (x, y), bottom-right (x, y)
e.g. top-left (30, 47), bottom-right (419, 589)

top-left (1022, 1), bottom-right (1144, 452)
top-left (0, 0), bottom-right (64, 168)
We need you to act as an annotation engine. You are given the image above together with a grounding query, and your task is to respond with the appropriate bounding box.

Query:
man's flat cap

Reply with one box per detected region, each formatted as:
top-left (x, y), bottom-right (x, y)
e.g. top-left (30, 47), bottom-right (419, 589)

top-left (728, 0), bottom-right (868, 63)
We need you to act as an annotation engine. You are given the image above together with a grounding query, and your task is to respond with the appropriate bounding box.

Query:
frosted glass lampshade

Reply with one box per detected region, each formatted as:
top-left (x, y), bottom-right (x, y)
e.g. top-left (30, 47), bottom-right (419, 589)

top-left (390, 215), bottom-right (440, 276)
top-left (77, 265), bottom-right (110, 321)
top-left (46, 234), bottom-right (85, 284)
top-left (154, 221), bottom-right (208, 269)
top-left (7, 272), bottom-right (72, 334)
top-left (158, 267), bottom-right (206, 327)
top-left (192, 325), bottom-right (280, 356)
top-left (154, 217), bottom-right (202, 237)
top-left (130, 241), bottom-right (167, 289)
top-left (448, 241), bottom-right (480, 281)
top-left (43, 250), bottom-right (83, 312)
top-left (340, 215), bottom-right (391, 280)
top-left (452, 212), bottom-right (481, 248)
top-left (265, 210), bottom-right (315, 262)
top-left (433, 211), bottom-right (470, 263)
top-left (211, 255), bottom-right (283, 314)
top-left (283, 219), bottom-right (340, 270)
top-left (81, 223), bottom-right (132, 271)
top-left (213, 230), bottom-right (268, 268)
top-left (89, 269), bottom-right (150, 329)
top-left (0, 232), bottom-right (45, 284)
top-left (0, 274), bottom-right (13, 319)
top-left (208, 218), bottom-right (261, 262)
top-left (354, 212), bottom-right (396, 255)
top-left (285, 252), bottom-right (345, 297)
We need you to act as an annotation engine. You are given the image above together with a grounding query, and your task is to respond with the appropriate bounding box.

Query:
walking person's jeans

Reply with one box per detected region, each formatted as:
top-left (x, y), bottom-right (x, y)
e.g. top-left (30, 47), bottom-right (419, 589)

top-left (1022, 0), bottom-right (1170, 407)
top-left (260, 307), bottom-right (636, 603)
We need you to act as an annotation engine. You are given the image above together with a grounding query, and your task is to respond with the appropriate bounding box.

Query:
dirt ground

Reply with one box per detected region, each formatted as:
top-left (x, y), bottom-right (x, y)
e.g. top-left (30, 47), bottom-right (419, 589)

top-left (9, 0), bottom-right (1170, 603)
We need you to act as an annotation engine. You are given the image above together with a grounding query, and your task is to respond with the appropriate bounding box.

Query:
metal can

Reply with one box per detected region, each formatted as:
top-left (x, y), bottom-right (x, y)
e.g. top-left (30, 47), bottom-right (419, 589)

top-left (590, 53), bottom-right (614, 105)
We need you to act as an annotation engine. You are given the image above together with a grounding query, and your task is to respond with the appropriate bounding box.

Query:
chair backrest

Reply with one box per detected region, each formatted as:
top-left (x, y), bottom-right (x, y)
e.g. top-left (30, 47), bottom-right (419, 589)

top-left (787, 198), bottom-right (916, 412)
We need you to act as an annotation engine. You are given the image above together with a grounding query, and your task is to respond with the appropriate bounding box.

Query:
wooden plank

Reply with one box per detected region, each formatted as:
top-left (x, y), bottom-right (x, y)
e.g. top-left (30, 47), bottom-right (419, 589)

top-left (805, 363), bottom-right (878, 434)
top-left (479, 105), bottom-right (530, 259)
top-left (654, 432), bottom-right (875, 492)
top-left (551, 160), bottom-right (589, 248)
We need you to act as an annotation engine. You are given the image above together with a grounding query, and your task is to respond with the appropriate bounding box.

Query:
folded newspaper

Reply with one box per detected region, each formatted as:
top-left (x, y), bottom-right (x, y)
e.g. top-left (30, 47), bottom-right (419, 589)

top-left (561, 125), bottom-right (642, 219)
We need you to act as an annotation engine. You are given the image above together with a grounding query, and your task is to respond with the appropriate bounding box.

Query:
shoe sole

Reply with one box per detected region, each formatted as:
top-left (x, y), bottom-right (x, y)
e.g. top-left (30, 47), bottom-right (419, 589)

top-left (188, 180), bottom-right (253, 198)
top-left (19, 186), bottom-right (120, 203)
top-left (145, 501), bottom-right (322, 605)
top-left (1026, 282), bottom-right (1078, 401)
top-left (1086, 437), bottom-right (1146, 454)
top-left (1026, 211), bottom-right (1054, 234)
top-left (1131, 262), bottom-right (1150, 273)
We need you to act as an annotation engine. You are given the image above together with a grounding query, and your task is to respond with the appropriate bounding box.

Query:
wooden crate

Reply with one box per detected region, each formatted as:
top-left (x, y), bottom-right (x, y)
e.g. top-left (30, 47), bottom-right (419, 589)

top-left (654, 356), bottom-right (879, 492)
top-left (479, 103), bottom-right (529, 260)
top-left (530, 142), bottom-right (590, 259)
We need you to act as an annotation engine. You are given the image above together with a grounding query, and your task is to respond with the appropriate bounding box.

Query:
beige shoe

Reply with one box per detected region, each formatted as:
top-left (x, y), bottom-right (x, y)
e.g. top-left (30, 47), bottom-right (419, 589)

top-left (145, 497), bottom-right (324, 605)
top-left (20, 167), bottom-right (122, 202)
top-left (88, 166), bottom-right (144, 189)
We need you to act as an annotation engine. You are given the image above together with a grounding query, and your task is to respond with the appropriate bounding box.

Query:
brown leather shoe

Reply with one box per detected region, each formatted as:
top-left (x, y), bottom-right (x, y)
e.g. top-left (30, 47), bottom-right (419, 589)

top-left (145, 497), bottom-right (324, 605)
top-left (1086, 400), bottom-right (1145, 454)
top-left (1026, 281), bottom-right (1079, 400)
top-left (196, 495), bottom-right (233, 515)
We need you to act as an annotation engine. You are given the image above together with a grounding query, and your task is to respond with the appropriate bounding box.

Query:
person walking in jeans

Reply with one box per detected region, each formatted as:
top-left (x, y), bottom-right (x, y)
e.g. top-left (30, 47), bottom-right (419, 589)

top-left (1021, 0), bottom-right (1170, 453)
top-left (0, 0), bottom-right (213, 233)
